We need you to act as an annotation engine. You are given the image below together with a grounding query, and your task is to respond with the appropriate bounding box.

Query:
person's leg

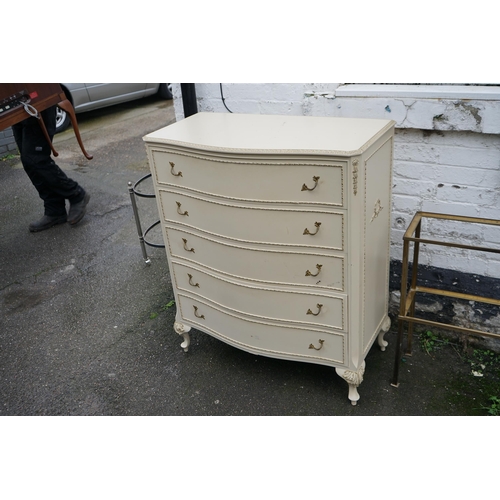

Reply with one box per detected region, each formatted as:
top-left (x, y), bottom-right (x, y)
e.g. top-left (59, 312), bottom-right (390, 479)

top-left (40, 107), bottom-right (90, 225)
top-left (13, 115), bottom-right (68, 217)
top-left (12, 107), bottom-right (89, 231)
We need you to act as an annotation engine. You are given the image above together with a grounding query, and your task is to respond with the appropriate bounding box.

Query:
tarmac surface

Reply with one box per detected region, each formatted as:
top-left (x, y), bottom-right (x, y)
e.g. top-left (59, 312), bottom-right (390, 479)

top-left (1, 97), bottom-right (498, 416)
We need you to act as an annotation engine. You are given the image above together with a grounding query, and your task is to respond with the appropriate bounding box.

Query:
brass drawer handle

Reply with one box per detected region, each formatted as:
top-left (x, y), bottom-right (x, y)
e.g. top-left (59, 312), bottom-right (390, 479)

top-left (182, 238), bottom-right (195, 253)
top-left (193, 305), bottom-right (205, 319)
top-left (170, 161), bottom-right (182, 177)
top-left (305, 264), bottom-right (322, 277)
top-left (176, 201), bottom-right (189, 216)
top-left (301, 176), bottom-right (320, 191)
top-left (307, 303), bottom-right (323, 316)
top-left (303, 222), bottom-right (321, 235)
top-left (188, 273), bottom-right (200, 288)
top-left (309, 339), bottom-right (325, 351)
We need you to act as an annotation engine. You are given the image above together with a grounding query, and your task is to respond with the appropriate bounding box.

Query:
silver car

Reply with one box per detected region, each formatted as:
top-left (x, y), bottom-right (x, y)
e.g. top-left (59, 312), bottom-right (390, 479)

top-left (56, 83), bottom-right (172, 133)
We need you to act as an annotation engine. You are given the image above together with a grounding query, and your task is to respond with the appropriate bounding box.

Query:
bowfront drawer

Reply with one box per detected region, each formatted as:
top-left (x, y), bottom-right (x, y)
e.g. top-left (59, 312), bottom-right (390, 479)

top-left (178, 295), bottom-right (346, 366)
top-left (172, 262), bottom-right (347, 331)
top-left (150, 150), bottom-right (345, 207)
top-left (166, 227), bottom-right (344, 291)
top-left (159, 190), bottom-right (345, 251)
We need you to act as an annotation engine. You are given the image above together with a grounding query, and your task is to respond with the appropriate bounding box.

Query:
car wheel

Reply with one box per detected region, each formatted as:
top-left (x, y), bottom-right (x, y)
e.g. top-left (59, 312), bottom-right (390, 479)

top-left (158, 83), bottom-right (173, 100)
top-left (55, 105), bottom-right (71, 133)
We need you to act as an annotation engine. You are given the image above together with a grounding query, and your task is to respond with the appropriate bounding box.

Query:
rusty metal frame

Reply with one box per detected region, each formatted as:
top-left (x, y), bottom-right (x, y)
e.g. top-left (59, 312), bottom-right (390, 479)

top-left (391, 211), bottom-right (500, 387)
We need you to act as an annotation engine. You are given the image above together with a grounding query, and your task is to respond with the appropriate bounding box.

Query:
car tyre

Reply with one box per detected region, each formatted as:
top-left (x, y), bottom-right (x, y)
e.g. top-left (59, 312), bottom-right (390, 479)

top-left (55, 105), bottom-right (71, 133)
top-left (158, 83), bottom-right (173, 100)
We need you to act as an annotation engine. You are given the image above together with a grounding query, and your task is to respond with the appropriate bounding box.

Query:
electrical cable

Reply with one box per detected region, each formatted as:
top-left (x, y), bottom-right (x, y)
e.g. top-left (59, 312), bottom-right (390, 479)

top-left (220, 84), bottom-right (233, 113)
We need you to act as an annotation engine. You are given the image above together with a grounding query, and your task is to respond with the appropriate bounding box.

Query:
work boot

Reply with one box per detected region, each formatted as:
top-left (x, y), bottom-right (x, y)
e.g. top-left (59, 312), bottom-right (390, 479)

top-left (29, 214), bottom-right (67, 232)
top-left (68, 192), bottom-right (90, 225)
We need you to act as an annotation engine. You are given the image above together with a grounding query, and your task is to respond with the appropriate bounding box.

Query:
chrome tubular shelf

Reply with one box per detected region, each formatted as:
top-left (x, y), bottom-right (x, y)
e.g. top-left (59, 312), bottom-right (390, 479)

top-left (128, 173), bottom-right (165, 265)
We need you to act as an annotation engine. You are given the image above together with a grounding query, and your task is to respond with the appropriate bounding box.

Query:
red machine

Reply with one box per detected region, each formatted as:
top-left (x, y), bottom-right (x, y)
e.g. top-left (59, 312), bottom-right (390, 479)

top-left (0, 83), bottom-right (92, 159)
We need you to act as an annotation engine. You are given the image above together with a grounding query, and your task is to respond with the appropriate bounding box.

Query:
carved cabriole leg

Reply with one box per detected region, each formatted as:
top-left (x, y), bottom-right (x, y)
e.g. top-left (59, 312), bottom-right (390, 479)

top-left (174, 321), bottom-right (191, 352)
top-left (335, 362), bottom-right (366, 406)
top-left (377, 315), bottom-right (391, 351)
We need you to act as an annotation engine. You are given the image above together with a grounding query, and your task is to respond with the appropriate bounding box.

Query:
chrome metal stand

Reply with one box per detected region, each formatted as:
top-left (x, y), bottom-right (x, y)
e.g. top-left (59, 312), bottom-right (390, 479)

top-left (128, 174), bottom-right (164, 265)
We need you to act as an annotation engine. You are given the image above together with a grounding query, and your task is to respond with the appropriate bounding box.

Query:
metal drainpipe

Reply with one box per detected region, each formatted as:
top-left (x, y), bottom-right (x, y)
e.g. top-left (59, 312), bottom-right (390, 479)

top-left (180, 83), bottom-right (198, 118)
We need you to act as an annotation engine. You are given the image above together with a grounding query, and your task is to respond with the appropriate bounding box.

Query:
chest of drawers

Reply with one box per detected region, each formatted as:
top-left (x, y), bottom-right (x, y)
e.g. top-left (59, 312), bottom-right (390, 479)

top-left (144, 112), bottom-right (395, 405)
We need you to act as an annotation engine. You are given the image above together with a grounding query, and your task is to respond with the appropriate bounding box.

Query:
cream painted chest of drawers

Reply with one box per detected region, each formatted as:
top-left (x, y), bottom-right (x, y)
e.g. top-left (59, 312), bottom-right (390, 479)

top-left (144, 112), bottom-right (395, 405)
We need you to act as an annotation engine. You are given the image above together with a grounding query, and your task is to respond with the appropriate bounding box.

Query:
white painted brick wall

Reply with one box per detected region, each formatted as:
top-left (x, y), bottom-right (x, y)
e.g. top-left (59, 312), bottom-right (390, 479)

top-left (173, 83), bottom-right (308, 118)
top-left (392, 127), bottom-right (500, 276)
top-left (172, 83), bottom-right (500, 278)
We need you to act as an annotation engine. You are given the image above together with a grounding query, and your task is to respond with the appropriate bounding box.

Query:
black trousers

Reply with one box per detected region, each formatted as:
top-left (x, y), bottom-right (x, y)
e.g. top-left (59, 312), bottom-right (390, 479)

top-left (12, 106), bottom-right (85, 217)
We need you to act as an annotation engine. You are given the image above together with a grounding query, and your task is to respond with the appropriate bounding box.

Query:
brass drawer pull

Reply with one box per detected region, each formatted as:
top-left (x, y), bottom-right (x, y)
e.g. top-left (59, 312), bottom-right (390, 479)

top-left (176, 201), bottom-right (189, 216)
top-left (170, 161), bottom-right (182, 177)
top-left (305, 264), bottom-right (322, 277)
top-left (182, 238), bottom-right (195, 253)
top-left (301, 176), bottom-right (320, 191)
top-left (193, 305), bottom-right (205, 319)
top-left (307, 303), bottom-right (323, 316)
top-left (303, 222), bottom-right (321, 235)
top-left (309, 339), bottom-right (325, 351)
top-left (188, 273), bottom-right (200, 288)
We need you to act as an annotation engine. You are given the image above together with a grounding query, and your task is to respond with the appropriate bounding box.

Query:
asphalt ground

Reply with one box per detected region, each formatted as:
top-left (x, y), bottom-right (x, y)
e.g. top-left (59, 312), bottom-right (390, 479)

top-left (1, 97), bottom-right (499, 418)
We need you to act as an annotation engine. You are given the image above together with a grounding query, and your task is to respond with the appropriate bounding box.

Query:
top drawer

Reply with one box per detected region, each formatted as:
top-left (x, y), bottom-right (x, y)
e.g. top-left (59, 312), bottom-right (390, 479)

top-left (149, 150), bottom-right (345, 207)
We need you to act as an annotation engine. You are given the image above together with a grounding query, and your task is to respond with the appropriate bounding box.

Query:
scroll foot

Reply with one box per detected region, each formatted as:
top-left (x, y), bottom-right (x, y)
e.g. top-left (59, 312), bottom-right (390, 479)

top-left (174, 321), bottom-right (191, 352)
top-left (377, 316), bottom-right (391, 351)
top-left (336, 362), bottom-right (365, 405)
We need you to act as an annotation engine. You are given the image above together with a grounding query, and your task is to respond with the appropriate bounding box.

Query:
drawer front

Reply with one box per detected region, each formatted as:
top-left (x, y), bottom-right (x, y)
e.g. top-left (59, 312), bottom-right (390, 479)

top-left (159, 190), bottom-right (345, 251)
top-left (178, 295), bottom-right (346, 365)
top-left (166, 227), bottom-right (344, 291)
top-left (173, 262), bottom-right (346, 331)
top-left (151, 150), bottom-right (345, 206)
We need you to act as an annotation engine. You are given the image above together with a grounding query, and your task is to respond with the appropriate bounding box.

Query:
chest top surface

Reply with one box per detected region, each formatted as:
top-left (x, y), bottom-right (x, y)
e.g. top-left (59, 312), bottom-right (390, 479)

top-left (144, 112), bottom-right (395, 156)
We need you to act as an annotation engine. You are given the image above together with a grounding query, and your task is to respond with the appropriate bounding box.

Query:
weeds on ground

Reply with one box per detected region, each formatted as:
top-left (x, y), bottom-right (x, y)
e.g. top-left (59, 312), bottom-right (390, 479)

top-left (1, 153), bottom-right (19, 162)
top-left (149, 300), bottom-right (175, 319)
top-left (468, 349), bottom-right (500, 415)
top-left (419, 330), bottom-right (449, 355)
top-left (418, 329), bottom-right (500, 415)
top-left (468, 348), bottom-right (500, 376)
top-left (479, 396), bottom-right (500, 416)
top-left (163, 300), bottom-right (175, 310)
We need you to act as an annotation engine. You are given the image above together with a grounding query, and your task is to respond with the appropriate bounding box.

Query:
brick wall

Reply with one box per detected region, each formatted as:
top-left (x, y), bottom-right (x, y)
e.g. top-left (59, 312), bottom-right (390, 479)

top-left (0, 127), bottom-right (17, 157)
top-left (392, 128), bottom-right (500, 277)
